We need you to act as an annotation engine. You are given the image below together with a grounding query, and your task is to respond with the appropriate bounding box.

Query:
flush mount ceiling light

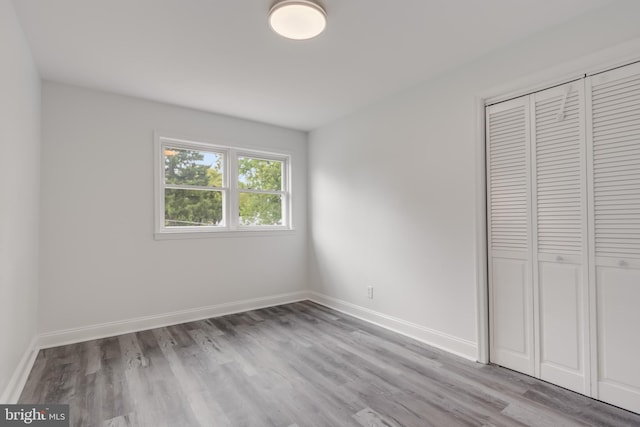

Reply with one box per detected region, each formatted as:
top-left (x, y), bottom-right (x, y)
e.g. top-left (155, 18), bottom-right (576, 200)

top-left (268, 0), bottom-right (327, 40)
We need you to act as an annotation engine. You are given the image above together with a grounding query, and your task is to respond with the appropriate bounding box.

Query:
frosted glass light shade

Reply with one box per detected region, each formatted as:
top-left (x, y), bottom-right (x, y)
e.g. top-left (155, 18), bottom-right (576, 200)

top-left (269, 1), bottom-right (327, 40)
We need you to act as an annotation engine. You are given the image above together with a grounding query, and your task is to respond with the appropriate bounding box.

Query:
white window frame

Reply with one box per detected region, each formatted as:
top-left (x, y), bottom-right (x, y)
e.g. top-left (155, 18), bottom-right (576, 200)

top-left (155, 133), bottom-right (293, 239)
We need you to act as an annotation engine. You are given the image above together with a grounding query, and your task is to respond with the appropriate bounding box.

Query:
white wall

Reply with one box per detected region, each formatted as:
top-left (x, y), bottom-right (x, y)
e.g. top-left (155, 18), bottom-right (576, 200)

top-left (308, 0), bottom-right (640, 359)
top-left (39, 82), bottom-right (308, 335)
top-left (0, 0), bottom-right (41, 402)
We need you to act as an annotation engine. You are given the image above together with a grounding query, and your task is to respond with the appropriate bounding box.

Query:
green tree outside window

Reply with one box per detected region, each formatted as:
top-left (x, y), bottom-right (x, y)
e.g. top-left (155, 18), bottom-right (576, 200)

top-left (238, 157), bottom-right (283, 226)
top-left (164, 148), bottom-right (223, 226)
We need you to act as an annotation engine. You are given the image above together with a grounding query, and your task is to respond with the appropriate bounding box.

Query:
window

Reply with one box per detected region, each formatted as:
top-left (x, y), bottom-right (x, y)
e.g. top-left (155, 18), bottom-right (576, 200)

top-left (155, 135), bottom-right (291, 237)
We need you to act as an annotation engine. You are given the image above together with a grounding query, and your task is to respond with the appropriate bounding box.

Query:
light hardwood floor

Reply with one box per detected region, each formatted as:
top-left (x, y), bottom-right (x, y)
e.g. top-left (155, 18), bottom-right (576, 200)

top-left (19, 301), bottom-right (640, 426)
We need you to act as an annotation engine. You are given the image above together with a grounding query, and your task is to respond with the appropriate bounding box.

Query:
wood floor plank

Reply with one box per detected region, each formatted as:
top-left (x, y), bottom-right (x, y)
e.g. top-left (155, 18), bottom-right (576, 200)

top-left (18, 301), bottom-right (640, 426)
top-left (154, 331), bottom-right (232, 427)
top-left (501, 402), bottom-right (586, 427)
top-left (85, 340), bottom-right (102, 375)
top-left (118, 334), bottom-right (149, 370)
top-left (354, 407), bottom-right (402, 427)
top-left (103, 413), bottom-right (137, 427)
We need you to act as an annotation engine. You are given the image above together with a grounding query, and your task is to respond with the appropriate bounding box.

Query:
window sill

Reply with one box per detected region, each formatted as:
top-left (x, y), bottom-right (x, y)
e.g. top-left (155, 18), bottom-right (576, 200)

top-left (154, 228), bottom-right (296, 240)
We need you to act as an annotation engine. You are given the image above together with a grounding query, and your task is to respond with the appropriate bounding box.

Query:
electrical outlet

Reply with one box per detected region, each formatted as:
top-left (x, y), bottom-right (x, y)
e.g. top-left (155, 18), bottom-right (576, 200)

top-left (367, 286), bottom-right (374, 299)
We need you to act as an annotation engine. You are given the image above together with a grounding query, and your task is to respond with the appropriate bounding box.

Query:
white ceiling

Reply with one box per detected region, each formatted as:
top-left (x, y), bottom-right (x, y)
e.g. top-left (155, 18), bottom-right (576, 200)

top-left (13, 0), bottom-right (615, 131)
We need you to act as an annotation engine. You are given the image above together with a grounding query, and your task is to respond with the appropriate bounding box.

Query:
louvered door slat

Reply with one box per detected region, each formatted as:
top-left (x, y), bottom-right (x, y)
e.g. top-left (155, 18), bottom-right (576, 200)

top-left (488, 104), bottom-right (530, 252)
top-left (592, 98), bottom-right (640, 116)
top-left (538, 149), bottom-right (581, 160)
top-left (536, 134), bottom-right (583, 146)
top-left (534, 89), bottom-right (584, 256)
top-left (593, 123), bottom-right (640, 138)
top-left (594, 150), bottom-right (640, 162)
top-left (592, 82), bottom-right (640, 101)
top-left (537, 104), bottom-right (581, 115)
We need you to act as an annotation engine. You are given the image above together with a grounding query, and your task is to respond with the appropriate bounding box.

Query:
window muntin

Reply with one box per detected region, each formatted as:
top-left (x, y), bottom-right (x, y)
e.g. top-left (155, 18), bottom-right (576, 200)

top-left (156, 136), bottom-right (291, 235)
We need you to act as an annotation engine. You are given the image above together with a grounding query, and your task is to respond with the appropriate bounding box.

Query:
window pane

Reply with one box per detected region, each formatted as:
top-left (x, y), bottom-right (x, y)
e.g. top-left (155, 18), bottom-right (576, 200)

top-left (164, 147), bottom-right (223, 187)
top-left (238, 157), bottom-right (282, 191)
top-left (239, 193), bottom-right (283, 226)
top-left (165, 189), bottom-right (223, 227)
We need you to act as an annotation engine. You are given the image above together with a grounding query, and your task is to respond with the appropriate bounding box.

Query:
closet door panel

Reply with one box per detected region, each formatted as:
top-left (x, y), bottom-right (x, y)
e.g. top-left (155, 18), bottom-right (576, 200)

top-left (589, 61), bottom-right (640, 413)
top-left (491, 256), bottom-right (532, 373)
top-left (538, 259), bottom-right (585, 393)
top-left (487, 98), bottom-right (535, 375)
top-left (596, 265), bottom-right (640, 413)
top-left (532, 83), bottom-right (589, 394)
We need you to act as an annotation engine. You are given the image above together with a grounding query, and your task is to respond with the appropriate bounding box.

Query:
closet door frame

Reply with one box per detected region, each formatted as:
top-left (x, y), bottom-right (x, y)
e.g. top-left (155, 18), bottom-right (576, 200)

top-left (585, 72), bottom-right (599, 400)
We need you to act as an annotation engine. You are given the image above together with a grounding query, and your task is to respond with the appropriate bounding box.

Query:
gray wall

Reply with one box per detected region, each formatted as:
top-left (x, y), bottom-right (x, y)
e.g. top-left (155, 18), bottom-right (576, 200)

top-left (39, 82), bottom-right (308, 333)
top-left (0, 0), bottom-right (41, 401)
top-left (308, 0), bottom-right (640, 359)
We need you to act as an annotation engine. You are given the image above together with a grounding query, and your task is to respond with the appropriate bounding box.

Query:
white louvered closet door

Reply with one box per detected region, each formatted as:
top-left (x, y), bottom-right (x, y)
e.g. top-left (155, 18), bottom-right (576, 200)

top-left (530, 82), bottom-right (590, 394)
top-left (587, 62), bottom-right (640, 413)
top-left (486, 97), bottom-right (535, 375)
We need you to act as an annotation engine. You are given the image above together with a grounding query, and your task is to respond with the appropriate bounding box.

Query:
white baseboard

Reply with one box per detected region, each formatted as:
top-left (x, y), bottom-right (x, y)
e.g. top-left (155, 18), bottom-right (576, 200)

top-left (38, 290), bottom-right (310, 349)
top-left (0, 336), bottom-right (39, 404)
top-left (309, 291), bottom-right (478, 361)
